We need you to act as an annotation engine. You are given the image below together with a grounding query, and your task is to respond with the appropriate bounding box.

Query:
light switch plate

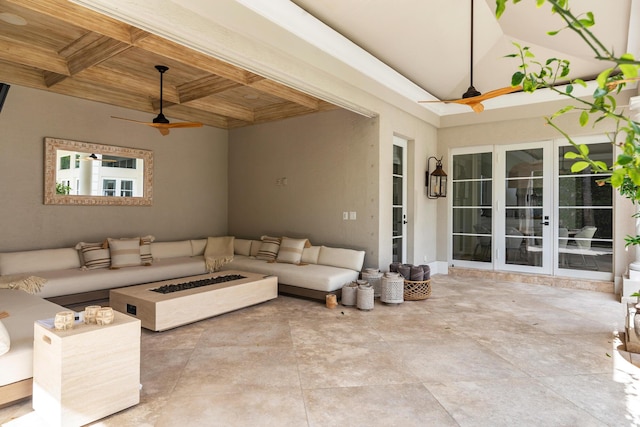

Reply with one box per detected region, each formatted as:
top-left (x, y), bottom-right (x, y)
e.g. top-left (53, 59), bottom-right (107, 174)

top-left (349, 211), bottom-right (356, 220)
top-left (343, 212), bottom-right (349, 220)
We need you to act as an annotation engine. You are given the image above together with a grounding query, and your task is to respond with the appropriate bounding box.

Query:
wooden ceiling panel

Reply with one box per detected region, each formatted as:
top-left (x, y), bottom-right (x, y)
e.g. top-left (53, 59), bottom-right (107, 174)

top-left (0, 0), bottom-right (340, 129)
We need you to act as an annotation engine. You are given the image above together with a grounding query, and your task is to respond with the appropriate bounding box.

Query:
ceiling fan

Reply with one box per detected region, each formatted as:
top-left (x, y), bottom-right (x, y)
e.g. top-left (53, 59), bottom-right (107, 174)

top-left (112, 65), bottom-right (203, 136)
top-left (82, 153), bottom-right (116, 162)
top-left (419, 0), bottom-right (521, 112)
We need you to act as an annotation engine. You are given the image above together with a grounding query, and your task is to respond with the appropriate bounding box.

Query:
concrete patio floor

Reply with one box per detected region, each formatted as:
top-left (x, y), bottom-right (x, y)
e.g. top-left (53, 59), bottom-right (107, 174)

top-left (0, 274), bottom-right (632, 426)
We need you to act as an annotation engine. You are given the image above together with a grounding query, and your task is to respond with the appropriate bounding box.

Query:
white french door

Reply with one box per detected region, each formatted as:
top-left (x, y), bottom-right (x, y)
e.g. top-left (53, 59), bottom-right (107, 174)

top-left (495, 143), bottom-right (553, 274)
top-left (451, 137), bottom-right (614, 281)
top-left (392, 137), bottom-right (407, 263)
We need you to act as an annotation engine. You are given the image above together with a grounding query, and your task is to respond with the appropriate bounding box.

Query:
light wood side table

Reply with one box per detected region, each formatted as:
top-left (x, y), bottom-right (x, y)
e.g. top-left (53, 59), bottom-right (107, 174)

top-left (32, 311), bottom-right (141, 427)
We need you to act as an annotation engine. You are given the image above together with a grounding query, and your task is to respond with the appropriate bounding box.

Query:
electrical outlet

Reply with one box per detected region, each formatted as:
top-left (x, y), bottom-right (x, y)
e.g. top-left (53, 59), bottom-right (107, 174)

top-left (343, 212), bottom-right (349, 220)
top-left (349, 211), bottom-right (356, 220)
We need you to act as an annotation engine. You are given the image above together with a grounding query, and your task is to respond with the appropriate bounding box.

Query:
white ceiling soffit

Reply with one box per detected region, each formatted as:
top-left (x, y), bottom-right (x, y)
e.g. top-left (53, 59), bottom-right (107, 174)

top-left (69, 0), bottom-right (638, 125)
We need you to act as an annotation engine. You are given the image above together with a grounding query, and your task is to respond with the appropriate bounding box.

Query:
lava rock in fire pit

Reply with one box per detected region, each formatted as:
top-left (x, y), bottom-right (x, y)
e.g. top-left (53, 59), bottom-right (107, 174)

top-left (151, 274), bottom-right (246, 294)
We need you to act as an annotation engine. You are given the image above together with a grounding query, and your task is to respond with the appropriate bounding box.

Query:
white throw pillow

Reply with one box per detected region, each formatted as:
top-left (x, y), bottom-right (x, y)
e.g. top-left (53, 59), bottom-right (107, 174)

top-left (0, 320), bottom-right (9, 356)
top-left (190, 239), bottom-right (208, 257)
top-left (234, 239), bottom-right (253, 256)
top-left (301, 246), bottom-right (321, 264)
top-left (276, 237), bottom-right (308, 264)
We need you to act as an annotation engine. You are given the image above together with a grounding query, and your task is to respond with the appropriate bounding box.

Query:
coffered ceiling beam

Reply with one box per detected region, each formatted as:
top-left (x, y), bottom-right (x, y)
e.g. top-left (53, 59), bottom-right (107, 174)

top-left (134, 36), bottom-right (251, 85)
top-left (181, 98), bottom-right (254, 123)
top-left (45, 34), bottom-right (132, 87)
top-left (178, 75), bottom-right (243, 103)
top-left (0, 39), bottom-right (69, 76)
top-left (6, 0), bottom-right (132, 43)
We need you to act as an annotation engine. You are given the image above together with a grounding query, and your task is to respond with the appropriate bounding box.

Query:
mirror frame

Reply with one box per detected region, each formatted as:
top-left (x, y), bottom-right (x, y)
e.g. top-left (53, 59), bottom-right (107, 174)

top-left (44, 137), bottom-right (153, 206)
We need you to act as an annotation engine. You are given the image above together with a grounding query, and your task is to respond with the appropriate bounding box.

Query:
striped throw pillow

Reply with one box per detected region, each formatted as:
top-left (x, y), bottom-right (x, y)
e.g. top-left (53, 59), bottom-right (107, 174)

top-left (77, 242), bottom-right (111, 270)
top-left (108, 237), bottom-right (142, 269)
top-left (256, 236), bottom-right (281, 261)
top-left (140, 235), bottom-right (154, 266)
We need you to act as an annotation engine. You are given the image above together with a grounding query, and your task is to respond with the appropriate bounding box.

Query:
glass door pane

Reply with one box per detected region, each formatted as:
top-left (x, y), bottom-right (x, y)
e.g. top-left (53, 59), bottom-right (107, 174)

top-left (499, 145), bottom-right (551, 273)
top-left (392, 138), bottom-right (407, 263)
top-left (451, 152), bottom-right (493, 263)
top-left (557, 142), bottom-right (613, 274)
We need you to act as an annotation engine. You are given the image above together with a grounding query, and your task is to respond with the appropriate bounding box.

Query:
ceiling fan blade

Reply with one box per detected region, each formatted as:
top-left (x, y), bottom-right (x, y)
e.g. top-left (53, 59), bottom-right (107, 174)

top-left (418, 86), bottom-right (522, 113)
top-left (166, 122), bottom-right (203, 129)
top-left (112, 116), bottom-right (202, 135)
top-left (111, 116), bottom-right (147, 124)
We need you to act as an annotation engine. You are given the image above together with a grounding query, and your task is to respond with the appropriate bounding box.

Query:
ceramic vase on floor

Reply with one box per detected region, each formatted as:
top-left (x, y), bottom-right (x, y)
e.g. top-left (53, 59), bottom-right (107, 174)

top-left (361, 268), bottom-right (383, 298)
top-left (341, 282), bottom-right (358, 306)
top-left (381, 272), bottom-right (404, 304)
top-left (356, 280), bottom-right (374, 311)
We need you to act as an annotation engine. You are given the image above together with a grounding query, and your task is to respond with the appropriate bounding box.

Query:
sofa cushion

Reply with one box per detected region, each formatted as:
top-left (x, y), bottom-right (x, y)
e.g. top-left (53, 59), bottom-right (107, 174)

top-left (301, 246), bottom-right (320, 264)
top-left (0, 290), bottom-right (64, 386)
top-left (190, 239), bottom-right (207, 256)
top-left (317, 246), bottom-right (365, 271)
top-left (256, 236), bottom-right (281, 261)
top-left (234, 239), bottom-right (253, 256)
top-left (0, 248), bottom-right (81, 276)
top-left (0, 320), bottom-right (9, 356)
top-left (76, 242), bottom-right (111, 270)
top-left (108, 238), bottom-right (142, 268)
top-left (151, 240), bottom-right (192, 259)
top-left (34, 256), bottom-right (207, 299)
top-left (277, 237), bottom-right (307, 264)
top-left (222, 256), bottom-right (358, 292)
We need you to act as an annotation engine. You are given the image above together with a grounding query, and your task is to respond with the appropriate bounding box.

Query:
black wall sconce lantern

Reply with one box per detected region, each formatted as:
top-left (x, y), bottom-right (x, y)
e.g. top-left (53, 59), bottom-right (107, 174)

top-left (426, 156), bottom-right (447, 199)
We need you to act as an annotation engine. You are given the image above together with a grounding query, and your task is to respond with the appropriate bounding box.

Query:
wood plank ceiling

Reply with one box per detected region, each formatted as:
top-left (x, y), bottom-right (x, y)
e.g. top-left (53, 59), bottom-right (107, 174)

top-left (0, 0), bottom-right (338, 129)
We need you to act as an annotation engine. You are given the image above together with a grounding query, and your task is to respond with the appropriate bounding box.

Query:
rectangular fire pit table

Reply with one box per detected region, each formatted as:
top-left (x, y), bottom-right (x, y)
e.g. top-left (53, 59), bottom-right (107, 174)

top-left (109, 270), bottom-right (277, 331)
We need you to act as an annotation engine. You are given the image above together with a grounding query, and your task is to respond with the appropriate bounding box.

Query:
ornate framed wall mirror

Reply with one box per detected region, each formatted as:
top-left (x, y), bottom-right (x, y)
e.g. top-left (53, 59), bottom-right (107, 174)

top-left (44, 137), bottom-right (153, 206)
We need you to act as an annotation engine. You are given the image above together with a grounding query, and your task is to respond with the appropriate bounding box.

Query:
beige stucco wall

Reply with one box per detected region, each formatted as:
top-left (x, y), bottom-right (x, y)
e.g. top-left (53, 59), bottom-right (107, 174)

top-left (228, 105), bottom-right (439, 271)
top-left (228, 109), bottom-right (379, 266)
top-left (376, 104), bottom-right (439, 268)
top-left (0, 85), bottom-right (228, 252)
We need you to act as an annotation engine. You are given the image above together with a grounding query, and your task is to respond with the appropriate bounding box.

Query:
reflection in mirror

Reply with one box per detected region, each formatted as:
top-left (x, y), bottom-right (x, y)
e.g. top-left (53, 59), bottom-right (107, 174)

top-left (44, 138), bottom-right (153, 206)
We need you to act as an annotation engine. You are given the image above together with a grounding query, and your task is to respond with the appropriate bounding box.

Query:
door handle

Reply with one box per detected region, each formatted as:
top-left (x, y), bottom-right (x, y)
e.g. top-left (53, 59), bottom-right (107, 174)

top-left (540, 221), bottom-right (549, 226)
top-left (403, 220), bottom-right (408, 224)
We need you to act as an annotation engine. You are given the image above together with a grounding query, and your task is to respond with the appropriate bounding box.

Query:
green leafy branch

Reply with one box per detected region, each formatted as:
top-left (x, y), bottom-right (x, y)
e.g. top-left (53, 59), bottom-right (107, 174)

top-left (496, 0), bottom-right (640, 245)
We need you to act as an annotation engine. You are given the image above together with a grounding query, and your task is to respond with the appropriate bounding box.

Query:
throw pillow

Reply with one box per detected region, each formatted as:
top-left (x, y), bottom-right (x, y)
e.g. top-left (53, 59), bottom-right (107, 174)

top-left (256, 236), bottom-right (281, 261)
top-left (249, 240), bottom-right (262, 257)
top-left (233, 239), bottom-right (252, 256)
top-left (276, 237), bottom-right (308, 264)
top-left (0, 320), bottom-right (9, 356)
top-left (107, 238), bottom-right (142, 269)
top-left (140, 235), bottom-right (155, 266)
top-left (76, 242), bottom-right (111, 270)
top-left (301, 246), bottom-right (321, 264)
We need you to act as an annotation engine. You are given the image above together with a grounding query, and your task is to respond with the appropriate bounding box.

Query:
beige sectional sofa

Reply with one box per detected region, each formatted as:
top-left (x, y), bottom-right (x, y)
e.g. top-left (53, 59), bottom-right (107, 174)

top-left (0, 235), bottom-right (365, 406)
top-left (222, 238), bottom-right (365, 300)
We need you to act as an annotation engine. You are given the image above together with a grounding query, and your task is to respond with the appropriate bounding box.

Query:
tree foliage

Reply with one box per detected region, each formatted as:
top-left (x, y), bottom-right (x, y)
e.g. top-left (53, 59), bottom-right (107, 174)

top-left (496, 0), bottom-right (640, 245)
